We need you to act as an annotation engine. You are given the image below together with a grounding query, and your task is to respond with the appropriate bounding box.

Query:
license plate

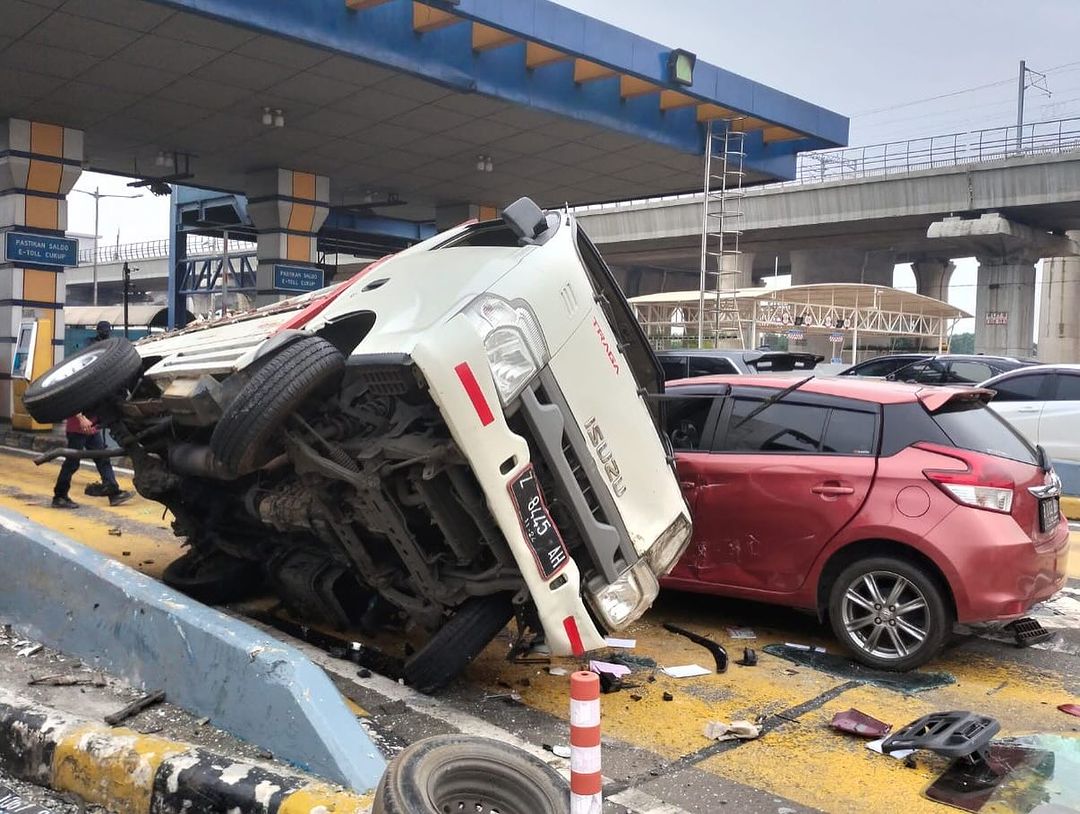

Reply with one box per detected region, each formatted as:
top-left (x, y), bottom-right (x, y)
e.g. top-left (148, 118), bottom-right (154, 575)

top-left (1039, 496), bottom-right (1060, 533)
top-left (508, 466), bottom-right (569, 579)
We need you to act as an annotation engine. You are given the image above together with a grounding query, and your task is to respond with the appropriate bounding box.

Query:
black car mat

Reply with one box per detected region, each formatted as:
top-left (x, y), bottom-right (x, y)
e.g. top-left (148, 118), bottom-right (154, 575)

top-left (761, 643), bottom-right (955, 692)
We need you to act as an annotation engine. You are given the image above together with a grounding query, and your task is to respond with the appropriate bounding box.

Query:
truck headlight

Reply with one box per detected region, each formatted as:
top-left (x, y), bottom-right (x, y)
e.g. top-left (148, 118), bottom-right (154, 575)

top-left (646, 513), bottom-right (692, 577)
top-left (586, 560), bottom-right (659, 630)
top-left (462, 295), bottom-right (549, 405)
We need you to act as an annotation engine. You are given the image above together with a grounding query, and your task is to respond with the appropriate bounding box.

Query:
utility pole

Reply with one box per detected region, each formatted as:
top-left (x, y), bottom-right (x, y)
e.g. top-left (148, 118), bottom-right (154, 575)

top-left (122, 262), bottom-right (132, 338)
top-left (1016, 60), bottom-right (1051, 153)
top-left (221, 230), bottom-right (229, 319)
top-left (72, 187), bottom-right (142, 306)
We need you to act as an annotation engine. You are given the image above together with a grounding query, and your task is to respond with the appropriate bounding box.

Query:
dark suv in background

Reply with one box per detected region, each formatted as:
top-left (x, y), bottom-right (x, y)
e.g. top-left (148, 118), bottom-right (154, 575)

top-left (658, 349), bottom-right (823, 380)
top-left (885, 354), bottom-right (1036, 385)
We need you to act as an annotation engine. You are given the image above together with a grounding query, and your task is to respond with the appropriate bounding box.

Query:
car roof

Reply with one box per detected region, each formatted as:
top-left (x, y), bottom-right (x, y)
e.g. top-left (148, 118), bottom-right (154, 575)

top-left (668, 373), bottom-right (983, 407)
top-left (928, 353), bottom-right (1032, 363)
top-left (982, 363), bottom-right (1080, 383)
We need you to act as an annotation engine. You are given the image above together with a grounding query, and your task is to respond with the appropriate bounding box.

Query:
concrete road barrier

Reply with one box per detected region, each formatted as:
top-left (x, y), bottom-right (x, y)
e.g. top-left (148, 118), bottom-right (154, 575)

top-left (0, 506), bottom-right (386, 792)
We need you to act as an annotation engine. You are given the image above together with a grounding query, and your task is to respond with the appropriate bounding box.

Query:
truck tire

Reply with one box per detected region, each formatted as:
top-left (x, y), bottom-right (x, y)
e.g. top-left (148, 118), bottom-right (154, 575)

top-left (373, 735), bottom-right (568, 814)
top-left (162, 549), bottom-right (262, 605)
top-left (403, 593), bottom-right (514, 694)
top-left (210, 335), bottom-right (344, 475)
top-left (22, 338), bottom-right (141, 423)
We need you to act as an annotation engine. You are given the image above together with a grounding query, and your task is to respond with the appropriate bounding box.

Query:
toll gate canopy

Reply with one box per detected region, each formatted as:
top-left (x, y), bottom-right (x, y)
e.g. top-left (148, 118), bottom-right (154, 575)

top-left (630, 284), bottom-right (971, 362)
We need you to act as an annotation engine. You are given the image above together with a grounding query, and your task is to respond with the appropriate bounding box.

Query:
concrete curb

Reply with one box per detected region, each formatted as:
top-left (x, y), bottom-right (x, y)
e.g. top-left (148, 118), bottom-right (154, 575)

top-left (0, 690), bottom-right (373, 814)
top-left (0, 506), bottom-right (385, 791)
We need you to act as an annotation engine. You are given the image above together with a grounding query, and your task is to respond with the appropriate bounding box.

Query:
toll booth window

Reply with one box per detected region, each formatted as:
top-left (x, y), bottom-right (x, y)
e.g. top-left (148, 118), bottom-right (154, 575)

top-left (664, 396), bottom-right (713, 451)
top-left (720, 398), bottom-right (827, 453)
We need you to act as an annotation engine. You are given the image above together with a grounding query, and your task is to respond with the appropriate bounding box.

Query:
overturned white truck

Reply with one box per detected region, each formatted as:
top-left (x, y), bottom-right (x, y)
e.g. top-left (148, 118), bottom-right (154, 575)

top-left (26, 199), bottom-right (691, 691)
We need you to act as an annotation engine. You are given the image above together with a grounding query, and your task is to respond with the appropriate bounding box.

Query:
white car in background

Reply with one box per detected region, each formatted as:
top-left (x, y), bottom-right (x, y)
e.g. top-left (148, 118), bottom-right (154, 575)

top-left (981, 364), bottom-right (1080, 463)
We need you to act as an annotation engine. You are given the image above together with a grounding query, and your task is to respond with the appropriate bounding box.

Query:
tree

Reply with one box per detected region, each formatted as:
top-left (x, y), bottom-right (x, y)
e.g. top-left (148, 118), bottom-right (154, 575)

top-left (950, 333), bottom-right (974, 354)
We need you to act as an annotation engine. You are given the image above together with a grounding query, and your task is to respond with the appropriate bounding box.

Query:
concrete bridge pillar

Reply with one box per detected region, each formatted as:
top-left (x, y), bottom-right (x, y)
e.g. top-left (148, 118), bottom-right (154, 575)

top-left (911, 258), bottom-right (955, 302)
top-left (790, 247), bottom-right (896, 288)
top-left (246, 169), bottom-right (329, 307)
top-left (0, 118), bottom-right (83, 426)
top-left (1038, 231), bottom-right (1080, 363)
top-left (974, 252), bottom-right (1038, 358)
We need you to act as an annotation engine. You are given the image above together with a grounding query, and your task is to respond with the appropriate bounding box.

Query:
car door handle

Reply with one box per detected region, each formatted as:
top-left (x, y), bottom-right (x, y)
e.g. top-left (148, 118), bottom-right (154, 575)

top-left (1017, 406), bottom-right (1041, 413)
top-left (812, 482), bottom-right (855, 496)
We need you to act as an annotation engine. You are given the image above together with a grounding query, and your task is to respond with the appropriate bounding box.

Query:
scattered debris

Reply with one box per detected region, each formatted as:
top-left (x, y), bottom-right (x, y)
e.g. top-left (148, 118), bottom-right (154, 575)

top-left (784, 642), bottom-right (826, 653)
top-left (867, 738), bottom-right (913, 761)
top-left (28, 673), bottom-right (106, 688)
top-left (589, 660), bottom-right (631, 678)
top-left (195, 717), bottom-right (210, 727)
top-left (108, 528), bottom-right (122, 537)
top-left (604, 637), bottom-right (636, 648)
top-left (727, 627), bottom-right (757, 640)
top-left (734, 648), bottom-right (758, 667)
top-left (926, 742), bottom-right (1056, 813)
top-left (829, 708), bottom-right (891, 739)
top-left (481, 691), bottom-right (522, 704)
top-left (1004, 617), bottom-right (1053, 647)
top-left (542, 744), bottom-right (572, 759)
top-left (357, 668), bottom-right (372, 679)
top-left (17, 643), bottom-right (43, 658)
top-left (518, 677), bottom-right (531, 688)
top-left (882, 711), bottom-right (999, 763)
top-left (377, 700), bottom-right (408, 715)
top-left (548, 667), bottom-right (569, 677)
top-left (703, 720), bottom-right (760, 741)
top-left (1058, 703), bottom-right (1080, 718)
top-left (762, 644), bottom-right (955, 693)
top-left (608, 653), bottom-right (657, 670)
top-left (662, 664), bottom-right (711, 679)
top-left (597, 672), bottom-right (638, 695)
top-left (662, 692), bottom-right (674, 702)
top-left (629, 693), bottom-right (643, 702)
top-left (662, 623), bottom-right (728, 672)
top-left (104, 689), bottom-right (166, 726)
top-left (121, 551), bottom-right (131, 556)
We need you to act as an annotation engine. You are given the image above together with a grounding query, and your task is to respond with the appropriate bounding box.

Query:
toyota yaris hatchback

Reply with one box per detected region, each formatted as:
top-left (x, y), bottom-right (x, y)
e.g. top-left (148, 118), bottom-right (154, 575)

top-left (24, 200), bottom-right (691, 692)
top-left (662, 375), bottom-right (1069, 670)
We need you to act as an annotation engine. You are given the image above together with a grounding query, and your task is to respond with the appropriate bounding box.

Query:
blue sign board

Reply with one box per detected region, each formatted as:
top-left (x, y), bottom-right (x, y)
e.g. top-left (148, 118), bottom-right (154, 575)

top-left (273, 264), bottom-right (325, 293)
top-left (4, 231), bottom-right (79, 268)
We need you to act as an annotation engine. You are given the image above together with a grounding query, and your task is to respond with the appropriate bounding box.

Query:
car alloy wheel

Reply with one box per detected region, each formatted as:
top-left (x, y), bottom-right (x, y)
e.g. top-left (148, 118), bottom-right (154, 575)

top-left (841, 570), bottom-right (930, 661)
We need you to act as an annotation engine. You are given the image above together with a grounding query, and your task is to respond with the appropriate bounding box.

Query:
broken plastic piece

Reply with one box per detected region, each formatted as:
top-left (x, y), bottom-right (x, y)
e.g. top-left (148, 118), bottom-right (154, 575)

top-left (727, 627), bottom-right (757, 639)
top-left (662, 664), bottom-right (711, 679)
top-left (547, 666), bottom-right (569, 677)
top-left (784, 642), bottom-right (826, 653)
top-left (552, 745), bottom-right (571, 758)
top-left (882, 711), bottom-right (1000, 764)
top-left (662, 691), bottom-right (674, 702)
top-left (604, 637), bottom-right (636, 648)
top-left (867, 738), bottom-right (914, 761)
top-left (734, 648), bottom-right (757, 667)
top-left (1057, 703), bottom-right (1080, 717)
top-left (830, 708), bottom-right (891, 739)
top-left (703, 720), bottom-right (760, 741)
top-left (1005, 617), bottom-right (1053, 647)
top-left (663, 623), bottom-right (728, 672)
top-left (589, 659), bottom-right (630, 678)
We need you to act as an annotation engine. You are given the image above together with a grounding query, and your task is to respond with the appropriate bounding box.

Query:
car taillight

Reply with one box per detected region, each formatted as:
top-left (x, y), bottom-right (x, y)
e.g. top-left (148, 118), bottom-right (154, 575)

top-left (916, 442), bottom-right (1015, 514)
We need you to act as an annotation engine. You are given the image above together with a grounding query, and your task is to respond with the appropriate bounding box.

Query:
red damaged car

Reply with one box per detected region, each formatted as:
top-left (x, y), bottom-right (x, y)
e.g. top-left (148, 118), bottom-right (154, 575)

top-left (661, 375), bottom-right (1069, 670)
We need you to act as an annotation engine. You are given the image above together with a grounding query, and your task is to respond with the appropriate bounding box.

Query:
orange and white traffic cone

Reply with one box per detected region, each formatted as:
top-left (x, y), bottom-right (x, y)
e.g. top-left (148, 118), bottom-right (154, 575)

top-left (570, 670), bottom-right (602, 814)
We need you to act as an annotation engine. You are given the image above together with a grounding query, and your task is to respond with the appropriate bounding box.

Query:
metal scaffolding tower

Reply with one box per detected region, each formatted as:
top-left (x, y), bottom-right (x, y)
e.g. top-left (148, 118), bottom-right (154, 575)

top-left (697, 119), bottom-right (747, 347)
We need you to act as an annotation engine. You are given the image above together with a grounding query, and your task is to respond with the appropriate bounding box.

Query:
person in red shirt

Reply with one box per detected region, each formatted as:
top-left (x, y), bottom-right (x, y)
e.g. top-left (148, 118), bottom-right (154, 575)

top-left (51, 413), bottom-right (132, 509)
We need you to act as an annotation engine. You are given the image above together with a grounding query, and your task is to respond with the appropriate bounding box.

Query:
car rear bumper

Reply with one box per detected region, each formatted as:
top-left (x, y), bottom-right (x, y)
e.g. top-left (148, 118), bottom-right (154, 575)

top-left (936, 511), bottom-right (1070, 623)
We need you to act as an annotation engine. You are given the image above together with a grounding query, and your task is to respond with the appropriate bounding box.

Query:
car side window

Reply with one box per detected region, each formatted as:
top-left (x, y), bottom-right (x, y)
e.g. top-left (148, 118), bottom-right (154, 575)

top-left (853, 358), bottom-right (903, 377)
top-left (664, 396), bottom-right (715, 451)
top-left (894, 361), bottom-right (942, 383)
top-left (990, 373), bottom-right (1048, 401)
top-left (947, 361), bottom-right (994, 384)
top-left (688, 356), bottom-right (739, 376)
top-left (660, 356), bottom-right (687, 381)
top-left (1052, 372), bottom-right (1080, 401)
top-left (821, 409), bottom-right (877, 454)
top-left (718, 398), bottom-right (828, 453)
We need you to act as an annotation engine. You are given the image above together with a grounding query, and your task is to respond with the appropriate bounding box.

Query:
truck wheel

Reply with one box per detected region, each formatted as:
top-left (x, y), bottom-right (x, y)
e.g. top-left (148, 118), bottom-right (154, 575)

top-left (828, 555), bottom-right (952, 671)
top-left (210, 336), bottom-right (344, 475)
top-left (403, 594), bottom-right (514, 694)
top-left (22, 338), bottom-right (141, 423)
top-left (373, 735), bottom-right (568, 814)
top-left (162, 549), bottom-right (262, 605)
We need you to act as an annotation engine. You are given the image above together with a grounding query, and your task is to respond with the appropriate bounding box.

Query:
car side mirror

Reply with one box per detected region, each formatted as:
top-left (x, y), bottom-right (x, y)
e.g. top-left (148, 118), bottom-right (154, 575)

top-left (501, 197), bottom-right (549, 244)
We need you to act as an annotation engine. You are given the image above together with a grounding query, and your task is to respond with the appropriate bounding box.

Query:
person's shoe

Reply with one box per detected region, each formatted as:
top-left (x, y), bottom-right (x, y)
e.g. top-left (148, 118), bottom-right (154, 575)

top-left (52, 496), bottom-right (79, 509)
top-left (108, 490), bottom-right (133, 507)
top-left (84, 481), bottom-right (109, 497)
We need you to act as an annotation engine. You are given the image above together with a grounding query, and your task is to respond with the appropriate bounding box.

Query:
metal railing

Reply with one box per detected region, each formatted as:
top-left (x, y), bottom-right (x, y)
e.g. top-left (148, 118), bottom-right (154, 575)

top-left (572, 116), bottom-right (1080, 213)
top-left (77, 235), bottom-right (255, 265)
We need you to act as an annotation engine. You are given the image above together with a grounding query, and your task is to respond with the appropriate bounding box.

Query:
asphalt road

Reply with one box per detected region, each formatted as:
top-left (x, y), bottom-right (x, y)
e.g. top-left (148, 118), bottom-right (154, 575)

top-left (2, 447), bottom-right (1079, 814)
top-left (0, 771), bottom-right (107, 814)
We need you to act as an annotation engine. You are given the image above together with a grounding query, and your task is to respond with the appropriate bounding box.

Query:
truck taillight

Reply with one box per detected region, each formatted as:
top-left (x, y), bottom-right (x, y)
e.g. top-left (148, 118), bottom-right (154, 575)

top-left (916, 442), bottom-right (1015, 514)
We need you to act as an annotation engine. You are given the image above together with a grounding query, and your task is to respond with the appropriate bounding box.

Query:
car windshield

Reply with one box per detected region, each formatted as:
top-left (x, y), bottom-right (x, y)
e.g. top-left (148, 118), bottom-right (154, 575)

top-left (931, 400), bottom-right (1038, 465)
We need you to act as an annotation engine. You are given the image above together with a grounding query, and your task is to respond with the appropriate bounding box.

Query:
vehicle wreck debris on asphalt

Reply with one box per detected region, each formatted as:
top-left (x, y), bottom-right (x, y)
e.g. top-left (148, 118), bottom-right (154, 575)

top-left (23, 198), bottom-right (692, 693)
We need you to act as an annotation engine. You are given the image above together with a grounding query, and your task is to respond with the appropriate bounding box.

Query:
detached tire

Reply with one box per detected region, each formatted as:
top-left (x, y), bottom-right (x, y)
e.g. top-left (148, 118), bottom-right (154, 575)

top-left (403, 594), bottom-right (514, 694)
top-left (210, 335), bottom-right (344, 475)
top-left (373, 735), bottom-right (568, 814)
top-left (828, 555), bottom-right (952, 672)
top-left (22, 338), bottom-right (141, 423)
top-left (162, 549), bottom-right (262, 605)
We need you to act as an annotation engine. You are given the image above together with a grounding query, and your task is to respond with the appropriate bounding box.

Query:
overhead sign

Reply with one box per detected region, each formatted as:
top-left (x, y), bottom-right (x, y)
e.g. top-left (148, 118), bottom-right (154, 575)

top-left (273, 264), bottom-right (325, 293)
top-left (829, 332), bottom-right (845, 343)
top-left (786, 329), bottom-right (804, 341)
top-left (4, 231), bottom-right (78, 268)
top-left (985, 311), bottom-right (1008, 326)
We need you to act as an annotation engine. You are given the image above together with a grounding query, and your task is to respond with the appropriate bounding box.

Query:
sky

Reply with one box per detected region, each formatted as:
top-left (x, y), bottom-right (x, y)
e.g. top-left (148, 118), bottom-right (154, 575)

top-left (68, 0), bottom-right (1080, 335)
